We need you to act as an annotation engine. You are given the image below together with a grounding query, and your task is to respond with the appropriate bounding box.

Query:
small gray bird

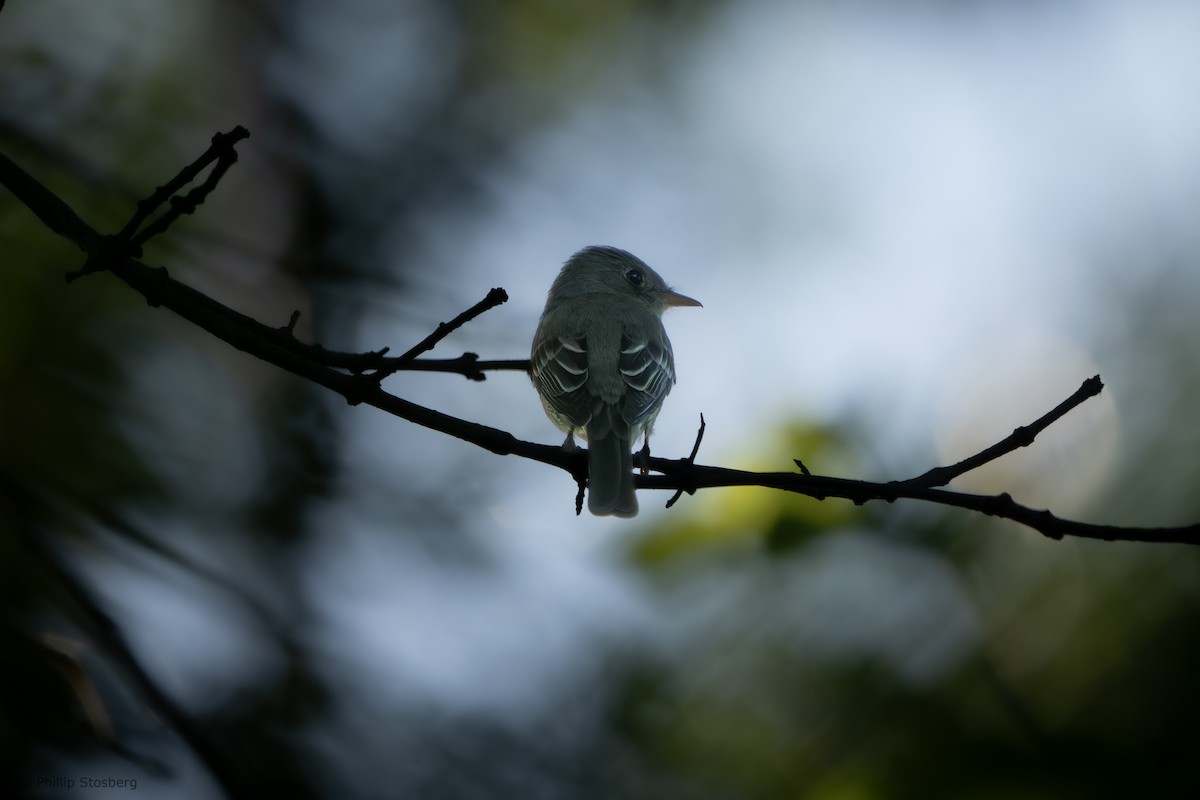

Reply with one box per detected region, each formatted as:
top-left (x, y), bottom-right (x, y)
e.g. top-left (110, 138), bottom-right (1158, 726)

top-left (532, 246), bottom-right (701, 517)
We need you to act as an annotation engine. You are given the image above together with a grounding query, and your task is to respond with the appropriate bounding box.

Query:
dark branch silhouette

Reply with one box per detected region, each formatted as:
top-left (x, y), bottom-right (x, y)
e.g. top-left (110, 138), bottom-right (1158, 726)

top-left (2, 128), bottom-right (1198, 550)
top-left (372, 287), bottom-right (512, 381)
top-left (666, 414), bottom-right (706, 509)
top-left (892, 375), bottom-right (1104, 490)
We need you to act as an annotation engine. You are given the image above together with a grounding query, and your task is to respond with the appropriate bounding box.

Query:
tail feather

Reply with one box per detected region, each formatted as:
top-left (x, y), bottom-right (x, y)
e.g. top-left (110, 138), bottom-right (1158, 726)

top-left (586, 420), bottom-right (637, 518)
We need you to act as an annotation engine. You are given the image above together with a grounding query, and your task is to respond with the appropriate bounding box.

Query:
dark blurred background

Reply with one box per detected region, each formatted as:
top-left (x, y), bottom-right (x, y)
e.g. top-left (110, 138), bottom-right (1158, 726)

top-left (3, 0), bottom-right (1199, 797)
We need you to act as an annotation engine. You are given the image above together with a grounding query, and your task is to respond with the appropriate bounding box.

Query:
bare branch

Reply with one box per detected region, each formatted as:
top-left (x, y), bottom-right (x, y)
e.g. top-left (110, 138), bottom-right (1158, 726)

top-left (0, 150), bottom-right (102, 250)
top-left (3, 130), bottom-right (1199, 547)
top-left (666, 414), bottom-right (706, 509)
top-left (399, 356), bottom-right (531, 381)
top-left (120, 126), bottom-right (250, 246)
top-left (634, 462), bottom-right (1200, 545)
top-left (371, 287), bottom-right (511, 382)
top-left (894, 374), bottom-right (1105, 489)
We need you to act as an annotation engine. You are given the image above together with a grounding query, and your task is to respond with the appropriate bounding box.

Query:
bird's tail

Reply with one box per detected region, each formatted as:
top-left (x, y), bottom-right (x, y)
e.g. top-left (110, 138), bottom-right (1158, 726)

top-left (586, 410), bottom-right (637, 517)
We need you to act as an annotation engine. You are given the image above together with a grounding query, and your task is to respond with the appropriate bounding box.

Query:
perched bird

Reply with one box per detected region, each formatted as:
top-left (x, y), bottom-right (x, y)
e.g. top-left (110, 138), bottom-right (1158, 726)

top-left (531, 246), bottom-right (701, 517)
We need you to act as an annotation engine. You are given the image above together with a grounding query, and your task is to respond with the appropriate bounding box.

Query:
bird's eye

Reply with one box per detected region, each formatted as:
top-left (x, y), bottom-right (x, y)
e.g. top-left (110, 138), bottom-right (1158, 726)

top-left (626, 269), bottom-right (644, 288)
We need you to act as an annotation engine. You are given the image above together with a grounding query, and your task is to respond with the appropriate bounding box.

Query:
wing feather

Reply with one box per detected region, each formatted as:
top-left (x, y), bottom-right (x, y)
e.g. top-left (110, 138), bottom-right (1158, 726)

top-left (618, 331), bottom-right (675, 428)
top-left (532, 334), bottom-right (594, 430)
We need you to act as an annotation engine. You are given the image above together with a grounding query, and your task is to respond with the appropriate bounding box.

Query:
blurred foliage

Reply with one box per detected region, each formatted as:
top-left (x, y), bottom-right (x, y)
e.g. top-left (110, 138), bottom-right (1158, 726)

top-left (632, 422), bottom-right (864, 568)
top-left (0, 1), bottom-right (323, 794)
top-left (0, 167), bottom-right (163, 794)
top-left (612, 415), bottom-right (1200, 799)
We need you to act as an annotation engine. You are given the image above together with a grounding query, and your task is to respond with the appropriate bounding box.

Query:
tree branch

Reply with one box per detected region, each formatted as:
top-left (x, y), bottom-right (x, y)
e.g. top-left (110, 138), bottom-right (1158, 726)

top-left (371, 287), bottom-right (511, 381)
top-left (635, 463), bottom-right (1199, 545)
top-left (665, 414), bottom-right (706, 509)
top-left (398, 355), bottom-right (531, 381)
top-left (119, 126), bottom-right (250, 248)
top-left (2, 130), bottom-right (1198, 547)
top-left (892, 375), bottom-right (1104, 489)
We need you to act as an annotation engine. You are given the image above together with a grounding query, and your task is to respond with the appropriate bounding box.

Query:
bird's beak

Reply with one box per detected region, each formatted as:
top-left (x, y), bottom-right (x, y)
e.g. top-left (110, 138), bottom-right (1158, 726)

top-left (662, 289), bottom-right (703, 308)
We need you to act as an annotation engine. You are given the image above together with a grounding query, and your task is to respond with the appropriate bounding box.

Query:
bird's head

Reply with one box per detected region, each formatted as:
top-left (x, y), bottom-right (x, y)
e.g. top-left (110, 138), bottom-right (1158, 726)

top-left (549, 245), bottom-right (702, 313)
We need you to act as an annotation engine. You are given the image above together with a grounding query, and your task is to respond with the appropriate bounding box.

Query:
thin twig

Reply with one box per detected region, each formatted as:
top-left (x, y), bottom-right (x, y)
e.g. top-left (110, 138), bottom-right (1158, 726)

top-left (666, 414), bottom-right (706, 509)
top-left (272, 340), bottom-right (527, 381)
top-left (399, 356), bottom-right (530, 381)
top-left (119, 126), bottom-right (250, 244)
top-left (371, 288), bottom-right (510, 382)
top-left (894, 374), bottom-right (1105, 490)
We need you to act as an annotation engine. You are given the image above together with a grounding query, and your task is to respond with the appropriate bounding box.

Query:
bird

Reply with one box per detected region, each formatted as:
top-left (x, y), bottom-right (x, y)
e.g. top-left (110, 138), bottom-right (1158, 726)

top-left (531, 246), bottom-right (701, 517)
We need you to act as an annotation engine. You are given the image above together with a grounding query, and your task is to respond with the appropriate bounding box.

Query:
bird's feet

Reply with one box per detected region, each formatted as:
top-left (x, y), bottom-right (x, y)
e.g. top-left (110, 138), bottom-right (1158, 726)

top-left (637, 438), bottom-right (651, 475)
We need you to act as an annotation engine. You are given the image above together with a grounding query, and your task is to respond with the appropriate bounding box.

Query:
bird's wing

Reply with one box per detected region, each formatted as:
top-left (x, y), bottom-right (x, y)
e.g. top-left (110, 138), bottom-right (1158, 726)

top-left (531, 334), bottom-right (594, 428)
top-left (618, 331), bottom-right (676, 429)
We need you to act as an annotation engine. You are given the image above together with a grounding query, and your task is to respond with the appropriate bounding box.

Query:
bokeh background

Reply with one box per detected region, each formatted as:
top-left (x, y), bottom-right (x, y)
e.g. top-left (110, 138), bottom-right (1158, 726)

top-left (3, 0), bottom-right (1200, 797)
